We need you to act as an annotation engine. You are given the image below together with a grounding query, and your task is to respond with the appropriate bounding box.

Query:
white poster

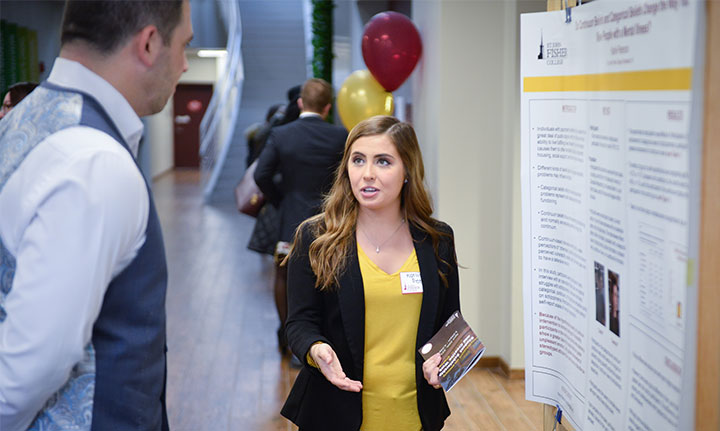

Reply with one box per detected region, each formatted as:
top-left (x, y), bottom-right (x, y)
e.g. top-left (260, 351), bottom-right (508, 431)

top-left (520, 1), bottom-right (704, 430)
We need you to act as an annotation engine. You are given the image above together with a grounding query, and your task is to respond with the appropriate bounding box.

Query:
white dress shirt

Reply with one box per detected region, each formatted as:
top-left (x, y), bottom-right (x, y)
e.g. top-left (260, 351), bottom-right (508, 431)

top-left (0, 58), bottom-right (149, 431)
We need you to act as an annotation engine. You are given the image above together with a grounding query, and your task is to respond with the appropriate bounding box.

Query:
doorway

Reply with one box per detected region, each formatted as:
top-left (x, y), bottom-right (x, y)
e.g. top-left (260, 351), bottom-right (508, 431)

top-left (173, 83), bottom-right (213, 168)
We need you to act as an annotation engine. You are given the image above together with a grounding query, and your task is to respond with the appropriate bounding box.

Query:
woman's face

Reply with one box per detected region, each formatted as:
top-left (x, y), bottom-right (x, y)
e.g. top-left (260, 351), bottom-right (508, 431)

top-left (0, 92), bottom-right (12, 119)
top-left (347, 134), bottom-right (405, 213)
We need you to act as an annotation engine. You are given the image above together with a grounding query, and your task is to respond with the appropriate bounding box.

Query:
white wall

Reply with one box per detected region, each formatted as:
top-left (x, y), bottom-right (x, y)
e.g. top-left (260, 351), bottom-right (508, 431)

top-left (181, 55), bottom-right (221, 84)
top-left (146, 102), bottom-right (175, 178)
top-left (145, 54), bottom-right (220, 178)
top-left (412, 0), bottom-right (544, 368)
top-left (410, 1), bottom-right (441, 200)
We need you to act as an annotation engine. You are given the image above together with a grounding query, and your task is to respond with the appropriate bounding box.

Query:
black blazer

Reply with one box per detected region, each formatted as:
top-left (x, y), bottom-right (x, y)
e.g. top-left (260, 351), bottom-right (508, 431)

top-left (254, 116), bottom-right (347, 243)
top-left (281, 221), bottom-right (460, 431)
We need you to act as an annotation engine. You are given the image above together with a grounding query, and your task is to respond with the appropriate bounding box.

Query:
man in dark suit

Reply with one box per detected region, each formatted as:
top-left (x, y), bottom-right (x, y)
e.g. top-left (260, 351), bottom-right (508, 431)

top-left (254, 78), bottom-right (347, 354)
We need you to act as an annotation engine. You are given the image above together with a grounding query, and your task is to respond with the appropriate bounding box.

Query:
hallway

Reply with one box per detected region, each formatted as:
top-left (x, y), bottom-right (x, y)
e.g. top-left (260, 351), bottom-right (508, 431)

top-left (154, 170), bottom-right (542, 431)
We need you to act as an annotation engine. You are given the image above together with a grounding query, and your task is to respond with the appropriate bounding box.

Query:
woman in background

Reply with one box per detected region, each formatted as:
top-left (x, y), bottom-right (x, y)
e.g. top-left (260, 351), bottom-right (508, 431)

top-left (0, 82), bottom-right (38, 120)
top-left (281, 115), bottom-right (460, 431)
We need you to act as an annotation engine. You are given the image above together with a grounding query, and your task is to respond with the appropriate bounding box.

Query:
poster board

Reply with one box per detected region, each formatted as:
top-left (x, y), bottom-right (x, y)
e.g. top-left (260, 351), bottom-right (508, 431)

top-left (520, 1), bottom-right (705, 430)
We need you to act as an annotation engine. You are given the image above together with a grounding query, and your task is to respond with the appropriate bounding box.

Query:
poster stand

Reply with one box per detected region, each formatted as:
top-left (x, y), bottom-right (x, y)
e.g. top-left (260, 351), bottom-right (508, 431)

top-left (543, 404), bottom-right (574, 431)
top-left (528, 1), bottom-right (718, 430)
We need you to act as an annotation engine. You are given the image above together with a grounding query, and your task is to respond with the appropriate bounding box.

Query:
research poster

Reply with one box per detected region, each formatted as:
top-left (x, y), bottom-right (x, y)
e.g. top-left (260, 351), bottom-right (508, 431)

top-left (520, 1), bottom-right (704, 430)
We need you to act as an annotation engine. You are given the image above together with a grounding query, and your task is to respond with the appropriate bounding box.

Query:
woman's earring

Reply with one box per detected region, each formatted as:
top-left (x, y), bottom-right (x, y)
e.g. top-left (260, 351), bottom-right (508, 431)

top-left (404, 178), bottom-right (408, 184)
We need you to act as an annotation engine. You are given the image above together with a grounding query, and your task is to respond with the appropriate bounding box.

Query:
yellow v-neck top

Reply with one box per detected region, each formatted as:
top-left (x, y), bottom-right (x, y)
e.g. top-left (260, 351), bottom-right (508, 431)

top-left (358, 244), bottom-right (423, 431)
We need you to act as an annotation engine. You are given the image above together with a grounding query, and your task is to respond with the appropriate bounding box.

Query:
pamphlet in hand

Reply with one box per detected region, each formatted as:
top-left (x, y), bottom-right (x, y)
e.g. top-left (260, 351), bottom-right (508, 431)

top-left (419, 310), bottom-right (486, 391)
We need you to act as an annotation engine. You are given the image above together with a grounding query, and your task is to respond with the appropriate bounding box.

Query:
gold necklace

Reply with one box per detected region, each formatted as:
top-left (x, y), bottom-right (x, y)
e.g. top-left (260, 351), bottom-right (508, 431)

top-left (361, 218), bottom-right (406, 253)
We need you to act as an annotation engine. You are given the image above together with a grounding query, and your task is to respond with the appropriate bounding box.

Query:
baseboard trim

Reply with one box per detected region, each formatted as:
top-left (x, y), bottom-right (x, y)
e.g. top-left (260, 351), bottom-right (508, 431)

top-left (477, 356), bottom-right (525, 380)
top-left (152, 168), bottom-right (175, 182)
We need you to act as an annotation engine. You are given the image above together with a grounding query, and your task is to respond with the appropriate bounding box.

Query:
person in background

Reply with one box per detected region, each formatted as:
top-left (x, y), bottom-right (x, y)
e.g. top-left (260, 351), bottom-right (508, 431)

top-left (0, 1), bottom-right (192, 430)
top-left (277, 84), bottom-right (301, 126)
top-left (245, 103), bottom-right (285, 168)
top-left (254, 78), bottom-right (347, 356)
top-left (245, 84), bottom-right (302, 257)
top-left (0, 82), bottom-right (39, 120)
top-left (245, 82), bottom-right (304, 259)
top-left (281, 116), bottom-right (460, 431)
top-left (245, 103), bottom-right (286, 257)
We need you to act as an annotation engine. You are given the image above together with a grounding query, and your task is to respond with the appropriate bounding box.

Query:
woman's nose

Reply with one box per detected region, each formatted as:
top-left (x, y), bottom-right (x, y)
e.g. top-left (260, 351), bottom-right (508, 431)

top-left (362, 164), bottom-right (375, 179)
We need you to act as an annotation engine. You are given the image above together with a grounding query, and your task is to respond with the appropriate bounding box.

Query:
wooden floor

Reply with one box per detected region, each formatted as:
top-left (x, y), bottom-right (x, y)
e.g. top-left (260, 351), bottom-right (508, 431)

top-left (154, 170), bottom-right (543, 431)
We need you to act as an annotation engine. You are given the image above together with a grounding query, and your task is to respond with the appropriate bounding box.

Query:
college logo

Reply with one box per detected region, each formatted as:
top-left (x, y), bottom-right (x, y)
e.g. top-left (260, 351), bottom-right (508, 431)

top-left (537, 31), bottom-right (567, 65)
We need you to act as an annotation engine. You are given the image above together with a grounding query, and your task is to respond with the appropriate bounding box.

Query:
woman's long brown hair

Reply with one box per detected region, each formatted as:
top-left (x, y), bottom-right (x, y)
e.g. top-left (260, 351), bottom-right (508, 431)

top-left (288, 115), bottom-right (451, 290)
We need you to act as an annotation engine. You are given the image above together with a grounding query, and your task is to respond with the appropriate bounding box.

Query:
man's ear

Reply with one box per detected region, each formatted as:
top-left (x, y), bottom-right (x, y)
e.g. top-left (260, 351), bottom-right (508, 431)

top-left (135, 25), bottom-right (162, 67)
top-left (321, 103), bottom-right (331, 117)
top-left (297, 97), bottom-right (304, 111)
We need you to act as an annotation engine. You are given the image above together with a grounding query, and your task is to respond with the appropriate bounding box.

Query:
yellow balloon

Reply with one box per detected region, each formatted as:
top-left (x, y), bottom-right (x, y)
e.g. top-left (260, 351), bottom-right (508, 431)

top-left (337, 69), bottom-right (394, 131)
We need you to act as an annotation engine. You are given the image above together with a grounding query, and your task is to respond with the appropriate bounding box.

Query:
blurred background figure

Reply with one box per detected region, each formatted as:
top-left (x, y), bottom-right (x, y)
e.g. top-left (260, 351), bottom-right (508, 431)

top-left (277, 84), bottom-right (301, 126)
top-left (254, 78), bottom-right (347, 358)
top-left (0, 82), bottom-right (39, 120)
top-left (245, 90), bottom-right (298, 257)
top-left (245, 103), bottom-right (285, 168)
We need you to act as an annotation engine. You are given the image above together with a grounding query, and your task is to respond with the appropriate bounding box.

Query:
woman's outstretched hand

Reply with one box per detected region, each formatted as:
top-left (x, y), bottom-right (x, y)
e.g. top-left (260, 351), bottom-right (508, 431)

top-left (422, 353), bottom-right (443, 390)
top-left (310, 343), bottom-right (363, 392)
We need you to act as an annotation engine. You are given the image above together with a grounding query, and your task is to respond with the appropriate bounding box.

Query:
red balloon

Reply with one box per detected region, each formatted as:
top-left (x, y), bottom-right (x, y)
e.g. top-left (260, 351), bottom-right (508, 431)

top-left (362, 11), bottom-right (422, 92)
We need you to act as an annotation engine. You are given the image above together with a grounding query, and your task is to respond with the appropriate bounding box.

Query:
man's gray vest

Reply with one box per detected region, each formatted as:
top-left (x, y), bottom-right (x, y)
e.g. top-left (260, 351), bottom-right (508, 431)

top-left (0, 83), bottom-right (169, 430)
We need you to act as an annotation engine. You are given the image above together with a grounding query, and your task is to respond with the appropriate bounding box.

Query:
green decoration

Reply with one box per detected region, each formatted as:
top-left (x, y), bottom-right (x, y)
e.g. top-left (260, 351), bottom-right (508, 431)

top-left (1, 21), bottom-right (40, 96)
top-left (311, 0), bottom-right (335, 122)
top-left (17, 26), bottom-right (30, 82)
top-left (4, 22), bottom-right (19, 92)
top-left (28, 30), bottom-right (39, 82)
top-left (1, 20), bottom-right (6, 95)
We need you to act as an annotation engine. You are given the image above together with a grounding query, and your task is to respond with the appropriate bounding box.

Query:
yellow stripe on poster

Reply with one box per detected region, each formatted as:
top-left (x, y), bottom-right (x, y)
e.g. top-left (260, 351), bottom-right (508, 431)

top-left (523, 68), bottom-right (693, 92)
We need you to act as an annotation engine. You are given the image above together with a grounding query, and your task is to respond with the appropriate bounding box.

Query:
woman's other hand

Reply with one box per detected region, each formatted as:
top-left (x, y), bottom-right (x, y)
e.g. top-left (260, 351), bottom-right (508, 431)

top-left (422, 353), bottom-right (442, 390)
top-left (309, 343), bottom-right (363, 392)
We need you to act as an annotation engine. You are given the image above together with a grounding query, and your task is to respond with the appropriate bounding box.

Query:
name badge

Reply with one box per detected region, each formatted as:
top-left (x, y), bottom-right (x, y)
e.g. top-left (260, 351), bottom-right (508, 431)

top-left (400, 272), bottom-right (423, 294)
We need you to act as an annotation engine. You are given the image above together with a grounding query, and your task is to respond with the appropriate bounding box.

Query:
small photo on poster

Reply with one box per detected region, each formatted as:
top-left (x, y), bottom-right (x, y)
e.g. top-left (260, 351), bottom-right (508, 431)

top-left (608, 270), bottom-right (620, 337)
top-left (594, 261), bottom-right (606, 326)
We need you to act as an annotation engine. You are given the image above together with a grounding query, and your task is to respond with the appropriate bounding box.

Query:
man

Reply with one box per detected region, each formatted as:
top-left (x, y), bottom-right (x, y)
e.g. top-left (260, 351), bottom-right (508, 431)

top-left (254, 78), bottom-right (348, 355)
top-left (0, 1), bottom-right (192, 430)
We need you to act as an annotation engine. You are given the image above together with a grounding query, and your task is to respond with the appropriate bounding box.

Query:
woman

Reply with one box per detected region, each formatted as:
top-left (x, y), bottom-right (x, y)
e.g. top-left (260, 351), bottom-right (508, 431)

top-left (0, 82), bottom-right (38, 120)
top-left (281, 116), bottom-right (459, 431)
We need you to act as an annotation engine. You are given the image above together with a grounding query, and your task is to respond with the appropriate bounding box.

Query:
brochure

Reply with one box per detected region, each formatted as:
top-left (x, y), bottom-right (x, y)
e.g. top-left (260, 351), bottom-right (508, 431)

top-left (419, 310), bottom-right (486, 391)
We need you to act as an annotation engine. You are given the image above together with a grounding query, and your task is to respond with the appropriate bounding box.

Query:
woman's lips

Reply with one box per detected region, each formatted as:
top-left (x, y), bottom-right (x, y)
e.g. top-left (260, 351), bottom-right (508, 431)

top-left (360, 187), bottom-right (379, 198)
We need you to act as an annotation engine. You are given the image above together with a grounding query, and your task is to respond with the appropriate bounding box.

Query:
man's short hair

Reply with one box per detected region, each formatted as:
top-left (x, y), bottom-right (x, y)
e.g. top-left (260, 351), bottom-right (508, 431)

top-left (300, 78), bottom-right (333, 113)
top-left (61, 0), bottom-right (184, 54)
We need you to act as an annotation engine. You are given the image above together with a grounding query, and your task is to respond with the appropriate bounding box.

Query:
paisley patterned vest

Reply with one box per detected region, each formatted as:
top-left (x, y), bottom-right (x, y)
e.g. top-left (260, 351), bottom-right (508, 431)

top-left (0, 82), bottom-right (169, 431)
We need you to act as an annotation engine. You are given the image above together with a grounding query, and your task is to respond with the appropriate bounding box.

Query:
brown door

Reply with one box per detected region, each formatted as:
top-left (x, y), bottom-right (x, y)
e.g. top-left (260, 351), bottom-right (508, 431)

top-left (173, 83), bottom-right (213, 168)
